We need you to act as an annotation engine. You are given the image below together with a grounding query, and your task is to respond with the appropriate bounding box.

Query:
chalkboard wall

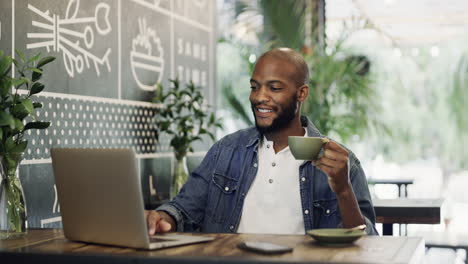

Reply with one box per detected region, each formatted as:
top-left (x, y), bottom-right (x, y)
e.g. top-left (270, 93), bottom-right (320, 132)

top-left (0, 0), bottom-right (216, 228)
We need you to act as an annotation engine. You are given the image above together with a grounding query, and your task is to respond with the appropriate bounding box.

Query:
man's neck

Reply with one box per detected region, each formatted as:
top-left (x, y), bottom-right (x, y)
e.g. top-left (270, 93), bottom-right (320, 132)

top-left (264, 117), bottom-right (305, 153)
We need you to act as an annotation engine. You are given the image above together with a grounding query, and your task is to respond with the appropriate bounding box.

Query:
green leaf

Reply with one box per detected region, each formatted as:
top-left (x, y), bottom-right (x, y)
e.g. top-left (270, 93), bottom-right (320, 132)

top-left (30, 82), bottom-right (44, 95)
top-left (24, 121), bottom-right (50, 130)
top-left (27, 53), bottom-right (41, 63)
top-left (160, 121), bottom-right (171, 131)
top-left (0, 112), bottom-right (15, 128)
top-left (13, 118), bottom-right (24, 132)
top-left (11, 103), bottom-right (29, 119)
top-left (12, 94), bottom-right (20, 103)
top-left (22, 99), bottom-right (34, 114)
top-left (0, 55), bottom-right (12, 76)
top-left (11, 78), bottom-right (27, 87)
top-left (15, 49), bottom-right (25, 62)
top-left (199, 128), bottom-right (207, 135)
top-left (4, 153), bottom-right (19, 172)
top-left (153, 83), bottom-right (164, 103)
top-left (209, 113), bottom-right (215, 124)
top-left (11, 140), bottom-right (27, 153)
top-left (191, 136), bottom-right (201, 142)
top-left (30, 68), bottom-right (43, 74)
top-left (33, 102), bottom-right (43, 108)
top-left (36, 56), bottom-right (55, 68)
top-left (5, 136), bottom-right (15, 151)
top-left (207, 132), bottom-right (215, 141)
top-left (32, 69), bottom-right (42, 82)
top-left (12, 58), bottom-right (20, 69)
top-left (0, 78), bottom-right (12, 97)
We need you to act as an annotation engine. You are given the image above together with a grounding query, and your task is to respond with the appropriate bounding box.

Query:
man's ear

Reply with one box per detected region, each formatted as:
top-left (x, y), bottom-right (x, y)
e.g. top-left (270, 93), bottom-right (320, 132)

top-left (297, 84), bottom-right (309, 103)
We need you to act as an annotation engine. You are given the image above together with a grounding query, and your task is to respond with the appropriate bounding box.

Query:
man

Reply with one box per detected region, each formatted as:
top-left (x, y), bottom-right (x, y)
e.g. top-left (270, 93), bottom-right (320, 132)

top-left (146, 48), bottom-right (378, 235)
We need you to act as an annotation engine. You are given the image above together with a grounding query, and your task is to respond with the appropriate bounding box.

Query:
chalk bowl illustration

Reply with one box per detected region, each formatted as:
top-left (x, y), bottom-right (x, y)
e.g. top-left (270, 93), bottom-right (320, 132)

top-left (130, 17), bottom-right (164, 91)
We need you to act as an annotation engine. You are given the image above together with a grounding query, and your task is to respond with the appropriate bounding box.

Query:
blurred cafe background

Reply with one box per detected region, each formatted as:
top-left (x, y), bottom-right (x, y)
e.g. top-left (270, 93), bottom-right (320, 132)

top-left (217, 1), bottom-right (468, 263)
top-left (0, 0), bottom-right (467, 263)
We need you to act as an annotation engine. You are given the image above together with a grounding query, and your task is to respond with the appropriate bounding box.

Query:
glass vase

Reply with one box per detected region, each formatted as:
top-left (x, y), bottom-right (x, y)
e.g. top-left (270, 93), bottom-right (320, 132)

top-left (171, 156), bottom-right (188, 199)
top-left (0, 153), bottom-right (27, 239)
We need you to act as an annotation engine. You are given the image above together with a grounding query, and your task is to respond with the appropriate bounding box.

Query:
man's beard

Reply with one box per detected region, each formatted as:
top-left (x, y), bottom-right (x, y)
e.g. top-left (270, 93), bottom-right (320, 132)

top-left (251, 95), bottom-right (298, 134)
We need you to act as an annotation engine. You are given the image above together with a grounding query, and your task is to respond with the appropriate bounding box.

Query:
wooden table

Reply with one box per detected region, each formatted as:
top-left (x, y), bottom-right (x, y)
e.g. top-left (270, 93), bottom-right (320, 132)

top-left (0, 229), bottom-right (425, 264)
top-left (374, 198), bottom-right (444, 236)
top-left (368, 178), bottom-right (414, 198)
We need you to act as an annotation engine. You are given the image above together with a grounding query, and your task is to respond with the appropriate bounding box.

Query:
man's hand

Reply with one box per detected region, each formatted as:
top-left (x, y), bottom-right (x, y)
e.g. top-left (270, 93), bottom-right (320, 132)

top-left (312, 141), bottom-right (351, 195)
top-left (145, 210), bottom-right (176, 235)
top-left (312, 141), bottom-right (366, 228)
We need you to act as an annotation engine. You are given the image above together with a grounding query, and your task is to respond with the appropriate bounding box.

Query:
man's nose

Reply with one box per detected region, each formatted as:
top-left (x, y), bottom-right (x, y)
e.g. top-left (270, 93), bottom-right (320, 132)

top-left (253, 86), bottom-right (270, 103)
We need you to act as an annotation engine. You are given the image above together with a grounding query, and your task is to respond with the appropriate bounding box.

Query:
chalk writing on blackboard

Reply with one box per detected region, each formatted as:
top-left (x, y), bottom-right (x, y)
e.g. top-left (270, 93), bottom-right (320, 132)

top-left (53, 184), bottom-right (60, 214)
top-left (26, 0), bottom-right (112, 77)
top-left (39, 184), bottom-right (61, 228)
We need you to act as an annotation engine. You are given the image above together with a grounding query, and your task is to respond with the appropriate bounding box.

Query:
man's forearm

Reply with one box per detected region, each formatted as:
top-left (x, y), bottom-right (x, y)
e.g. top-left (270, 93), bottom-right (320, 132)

top-left (336, 186), bottom-right (366, 228)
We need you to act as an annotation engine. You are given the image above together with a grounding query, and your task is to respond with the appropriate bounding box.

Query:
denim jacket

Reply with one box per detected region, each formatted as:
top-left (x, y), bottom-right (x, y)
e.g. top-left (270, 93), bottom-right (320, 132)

top-left (157, 116), bottom-right (378, 235)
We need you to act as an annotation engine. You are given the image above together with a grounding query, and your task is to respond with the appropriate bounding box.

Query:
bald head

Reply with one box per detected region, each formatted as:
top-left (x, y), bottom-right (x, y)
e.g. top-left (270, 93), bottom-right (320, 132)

top-left (257, 48), bottom-right (309, 87)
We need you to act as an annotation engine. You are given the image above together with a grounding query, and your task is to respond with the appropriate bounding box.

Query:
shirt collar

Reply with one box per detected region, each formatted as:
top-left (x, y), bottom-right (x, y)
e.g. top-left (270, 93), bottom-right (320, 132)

top-left (245, 116), bottom-right (322, 150)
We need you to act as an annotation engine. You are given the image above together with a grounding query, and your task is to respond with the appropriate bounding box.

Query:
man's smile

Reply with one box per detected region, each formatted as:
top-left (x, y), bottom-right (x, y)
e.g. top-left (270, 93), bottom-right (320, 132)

top-left (258, 108), bottom-right (273, 113)
top-left (254, 106), bottom-right (276, 118)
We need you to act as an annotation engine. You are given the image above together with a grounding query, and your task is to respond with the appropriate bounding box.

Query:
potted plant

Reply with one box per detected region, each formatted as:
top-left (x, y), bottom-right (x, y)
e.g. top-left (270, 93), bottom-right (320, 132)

top-left (153, 79), bottom-right (222, 198)
top-left (0, 49), bottom-right (54, 237)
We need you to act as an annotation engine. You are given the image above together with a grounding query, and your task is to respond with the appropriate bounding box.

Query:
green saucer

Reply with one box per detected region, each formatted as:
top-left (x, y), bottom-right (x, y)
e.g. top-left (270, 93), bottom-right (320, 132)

top-left (307, 228), bottom-right (365, 245)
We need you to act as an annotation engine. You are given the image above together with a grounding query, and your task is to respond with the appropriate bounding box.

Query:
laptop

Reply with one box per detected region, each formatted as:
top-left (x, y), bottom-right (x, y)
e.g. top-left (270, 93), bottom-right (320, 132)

top-left (50, 148), bottom-right (214, 250)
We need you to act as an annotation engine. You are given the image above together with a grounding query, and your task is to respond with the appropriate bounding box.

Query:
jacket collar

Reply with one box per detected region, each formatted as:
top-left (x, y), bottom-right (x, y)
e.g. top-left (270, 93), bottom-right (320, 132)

top-left (245, 116), bottom-right (322, 149)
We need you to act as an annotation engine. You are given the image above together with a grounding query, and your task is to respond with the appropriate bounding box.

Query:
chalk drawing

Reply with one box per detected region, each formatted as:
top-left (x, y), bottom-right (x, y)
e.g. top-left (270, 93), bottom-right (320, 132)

top-left (130, 17), bottom-right (164, 91)
top-left (26, 0), bottom-right (112, 77)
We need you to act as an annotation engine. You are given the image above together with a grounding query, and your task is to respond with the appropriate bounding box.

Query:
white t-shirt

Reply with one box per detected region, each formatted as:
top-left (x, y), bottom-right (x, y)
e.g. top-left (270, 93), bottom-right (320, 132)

top-left (237, 130), bottom-right (307, 234)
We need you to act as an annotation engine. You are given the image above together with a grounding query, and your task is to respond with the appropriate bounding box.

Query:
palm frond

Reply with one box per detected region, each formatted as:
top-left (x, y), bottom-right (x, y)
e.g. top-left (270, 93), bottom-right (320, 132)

top-left (222, 81), bottom-right (254, 126)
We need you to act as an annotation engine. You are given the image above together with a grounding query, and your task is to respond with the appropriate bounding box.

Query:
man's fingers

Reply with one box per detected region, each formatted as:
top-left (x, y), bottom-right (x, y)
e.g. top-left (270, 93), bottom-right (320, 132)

top-left (315, 163), bottom-right (333, 176)
top-left (316, 157), bottom-right (342, 168)
top-left (323, 149), bottom-right (347, 162)
top-left (155, 220), bottom-right (171, 233)
top-left (146, 210), bottom-right (173, 234)
top-left (160, 220), bottom-right (172, 232)
top-left (147, 211), bottom-right (161, 235)
top-left (325, 141), bottom-right (348, 155)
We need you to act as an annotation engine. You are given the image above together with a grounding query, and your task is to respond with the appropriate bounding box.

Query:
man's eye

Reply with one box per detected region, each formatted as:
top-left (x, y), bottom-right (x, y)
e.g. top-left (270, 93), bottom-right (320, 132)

top-left (271, 87), bottom-right (282, 91)
top-left (250, 86), bottom-right (258, 90)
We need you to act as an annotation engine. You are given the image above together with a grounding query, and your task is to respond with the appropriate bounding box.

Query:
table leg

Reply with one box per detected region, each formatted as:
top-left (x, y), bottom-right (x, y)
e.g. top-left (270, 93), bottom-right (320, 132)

top-left (465, 248), bottom-right (468, 264)
top-left (398, 224), bottom-right (407, 236)
top-left (383, 223), bottom-right (393, 236)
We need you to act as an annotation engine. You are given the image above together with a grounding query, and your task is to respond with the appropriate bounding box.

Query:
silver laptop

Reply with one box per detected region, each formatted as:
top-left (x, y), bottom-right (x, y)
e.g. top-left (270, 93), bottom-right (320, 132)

top-left (50, 148), bottom-right (214, 250)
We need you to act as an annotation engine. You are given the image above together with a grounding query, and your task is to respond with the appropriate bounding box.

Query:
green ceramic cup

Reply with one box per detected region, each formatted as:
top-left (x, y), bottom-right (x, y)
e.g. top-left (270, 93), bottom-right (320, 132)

top-left (288, 136), bottom-right (328, 160)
